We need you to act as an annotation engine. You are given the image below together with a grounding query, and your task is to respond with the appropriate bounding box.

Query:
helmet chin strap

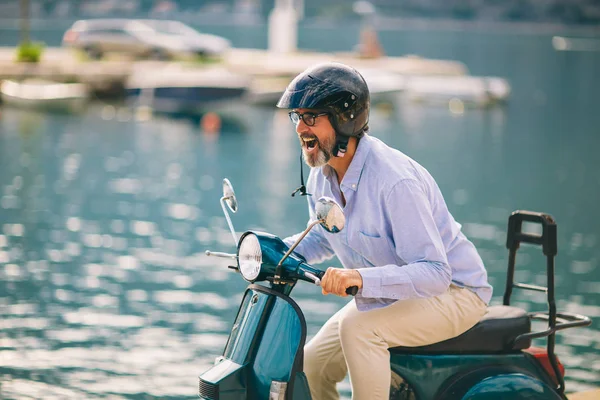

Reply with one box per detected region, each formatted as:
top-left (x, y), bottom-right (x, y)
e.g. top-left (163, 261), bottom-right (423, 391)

top-left (333, 134), bottom-right (350, 158)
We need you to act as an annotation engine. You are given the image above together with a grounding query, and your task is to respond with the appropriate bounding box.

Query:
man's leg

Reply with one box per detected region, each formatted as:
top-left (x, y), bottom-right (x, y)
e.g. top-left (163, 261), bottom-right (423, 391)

top-left (304, 301), bottom-right (354, 400)
top-left (339, 285), bottom-right (487, 400)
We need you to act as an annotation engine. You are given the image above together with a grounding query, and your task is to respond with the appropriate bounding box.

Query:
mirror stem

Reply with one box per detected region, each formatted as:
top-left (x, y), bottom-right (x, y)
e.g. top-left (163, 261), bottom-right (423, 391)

top-left (274, 219), bottom-right (323, 283)
top-left (221, 196), bottom-right (238, 245)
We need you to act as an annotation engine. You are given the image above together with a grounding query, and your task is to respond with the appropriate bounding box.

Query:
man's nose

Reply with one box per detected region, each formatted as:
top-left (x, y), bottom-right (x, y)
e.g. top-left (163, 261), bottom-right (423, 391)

top-left (295, 119), bottom-right (310, 134)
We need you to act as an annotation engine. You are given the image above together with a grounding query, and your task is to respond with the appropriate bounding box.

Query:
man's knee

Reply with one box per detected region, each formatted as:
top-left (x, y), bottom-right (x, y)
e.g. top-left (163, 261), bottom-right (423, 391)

top-left (303, 341), bottom-right (319, 376)
top-left (303, 338), bottom-right (347, 384)
top-left (338, 309), bottom-right (369, 347)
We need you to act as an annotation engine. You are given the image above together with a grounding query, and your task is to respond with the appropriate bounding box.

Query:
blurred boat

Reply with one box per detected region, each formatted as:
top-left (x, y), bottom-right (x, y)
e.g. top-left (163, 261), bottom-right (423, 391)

top-left (552, 36), bottom-right (600, 52)
top-left (246, 76), bottom-right (291, 107)
top-left (402, 75), bottom-right (510, 107)
top-left (125, 63), bottom-right (250, 116)
top-left (0, 79), bottom-right (88, 113)
top-left (248, 68), bottom-right (406, 107)
top-left (359, 68), bottom-right (406, 105)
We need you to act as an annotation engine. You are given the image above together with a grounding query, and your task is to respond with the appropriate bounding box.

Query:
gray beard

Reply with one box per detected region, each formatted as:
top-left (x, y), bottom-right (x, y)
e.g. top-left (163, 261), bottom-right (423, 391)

top-left (303, 143), bottom-right (333, 168)
top-left (302, 133), bottom-right (336, 168)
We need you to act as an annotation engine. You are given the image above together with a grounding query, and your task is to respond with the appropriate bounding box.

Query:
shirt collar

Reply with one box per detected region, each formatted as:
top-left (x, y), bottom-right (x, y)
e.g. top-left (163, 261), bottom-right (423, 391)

top-left (323, 134), bottom-right (372, 192)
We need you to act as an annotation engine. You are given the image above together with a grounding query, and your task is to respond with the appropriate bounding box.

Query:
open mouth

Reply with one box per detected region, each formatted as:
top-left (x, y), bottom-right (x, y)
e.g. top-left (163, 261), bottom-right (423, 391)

top-left (301, 136), bottom-right (319, 151)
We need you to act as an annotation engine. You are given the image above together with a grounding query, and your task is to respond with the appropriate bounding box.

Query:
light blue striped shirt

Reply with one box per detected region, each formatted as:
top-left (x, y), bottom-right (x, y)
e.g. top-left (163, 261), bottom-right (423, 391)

top-left (284, 134), bottom-right (492, 311)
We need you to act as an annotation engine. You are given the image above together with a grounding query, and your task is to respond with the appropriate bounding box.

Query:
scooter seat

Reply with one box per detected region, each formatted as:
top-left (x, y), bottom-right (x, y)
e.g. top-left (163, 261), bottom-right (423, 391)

top-left (390, 305), bottom-right (531, 354)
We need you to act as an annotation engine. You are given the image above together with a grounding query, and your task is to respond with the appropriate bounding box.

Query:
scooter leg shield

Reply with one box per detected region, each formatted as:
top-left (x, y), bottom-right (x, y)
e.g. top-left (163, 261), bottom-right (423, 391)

top-left (198, 285), bottom-right (310, 399)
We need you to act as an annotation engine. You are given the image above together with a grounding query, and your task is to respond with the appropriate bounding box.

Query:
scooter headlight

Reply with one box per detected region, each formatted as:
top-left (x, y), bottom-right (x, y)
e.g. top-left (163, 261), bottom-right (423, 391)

top-left (238, 233), bottom-right (262, 281)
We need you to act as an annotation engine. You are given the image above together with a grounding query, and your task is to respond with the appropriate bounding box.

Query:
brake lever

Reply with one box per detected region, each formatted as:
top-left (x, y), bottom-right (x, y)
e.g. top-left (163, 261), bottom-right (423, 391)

top-left (304, 271), bottom-right (321, 286)
top-left (205, 250), bottom-right (237, 259)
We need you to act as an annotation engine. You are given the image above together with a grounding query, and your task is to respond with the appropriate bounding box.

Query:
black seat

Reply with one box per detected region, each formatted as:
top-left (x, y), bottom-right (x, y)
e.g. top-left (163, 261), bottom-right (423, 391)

top-left (390, 305), bottom-right (531, 354)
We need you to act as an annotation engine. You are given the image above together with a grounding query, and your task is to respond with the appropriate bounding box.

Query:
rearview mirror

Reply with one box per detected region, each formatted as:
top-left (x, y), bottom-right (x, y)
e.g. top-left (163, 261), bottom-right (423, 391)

top-left (276, 197), bottom-right (345, 268)
top-left (316, 197), bottom-right (345, 233)
top-left (222, 178), bottom-right (238, 213)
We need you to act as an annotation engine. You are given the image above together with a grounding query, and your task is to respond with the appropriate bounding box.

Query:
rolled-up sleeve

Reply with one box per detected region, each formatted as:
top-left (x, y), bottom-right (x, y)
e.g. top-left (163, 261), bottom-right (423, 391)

top-left (358, 179), bottom-right (452, 300)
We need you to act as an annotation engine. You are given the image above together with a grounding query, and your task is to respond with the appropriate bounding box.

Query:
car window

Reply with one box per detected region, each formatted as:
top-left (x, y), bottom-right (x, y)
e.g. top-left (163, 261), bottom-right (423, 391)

top-left (99, 28), bottom-right (128, 35)
top-left (138, 20), bottom-right (202, 37)
top-left (78, 20), bottom-right (128, 32)
top-left (126, 21), bottom-right (155, 36)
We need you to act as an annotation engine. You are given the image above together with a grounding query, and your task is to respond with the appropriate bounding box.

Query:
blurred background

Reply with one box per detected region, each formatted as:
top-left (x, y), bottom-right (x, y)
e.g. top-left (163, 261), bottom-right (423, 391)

top-left (0, 0), bottom-right (599, 399)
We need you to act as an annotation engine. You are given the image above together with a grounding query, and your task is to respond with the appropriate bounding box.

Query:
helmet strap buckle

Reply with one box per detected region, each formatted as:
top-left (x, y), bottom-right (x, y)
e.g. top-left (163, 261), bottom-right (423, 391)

top-left (333, 135), bottom-right (349, 158)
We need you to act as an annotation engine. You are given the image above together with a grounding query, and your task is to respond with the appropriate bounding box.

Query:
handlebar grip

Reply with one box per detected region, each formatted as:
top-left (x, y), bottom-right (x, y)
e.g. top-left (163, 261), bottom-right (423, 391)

top-left (315, 270), bottom-right (358, 296)
top-left (346, 286), bottom-right (358, 296)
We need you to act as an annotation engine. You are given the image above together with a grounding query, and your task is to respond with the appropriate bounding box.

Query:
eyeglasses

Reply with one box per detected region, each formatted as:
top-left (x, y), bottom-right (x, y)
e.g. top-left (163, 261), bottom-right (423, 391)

top-left (288, 111), bottom-right (329, 126)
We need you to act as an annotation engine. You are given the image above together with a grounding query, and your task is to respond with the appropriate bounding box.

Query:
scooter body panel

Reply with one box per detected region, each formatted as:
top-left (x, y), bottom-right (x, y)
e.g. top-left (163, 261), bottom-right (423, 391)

top-left (199, 284), bottom-right (309, 399)
top-left (459, 373), bottom-right (562, 399)
top-left (390, 352), bottom-right (559, 400)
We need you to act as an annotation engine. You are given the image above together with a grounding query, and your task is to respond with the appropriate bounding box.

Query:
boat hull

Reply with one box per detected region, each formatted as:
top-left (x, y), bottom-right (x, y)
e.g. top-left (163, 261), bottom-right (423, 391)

top-left (125, 86), bottom-right (247, 116)
top-left (0, 79), bottom-right (88, 113)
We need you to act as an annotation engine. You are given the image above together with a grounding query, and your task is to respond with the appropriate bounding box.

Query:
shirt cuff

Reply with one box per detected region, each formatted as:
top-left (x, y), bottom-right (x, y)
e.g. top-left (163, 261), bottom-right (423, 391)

top-left (357, 266), bottom-right (414, 300)
top-left (357, 268), bottom-right (382, 298)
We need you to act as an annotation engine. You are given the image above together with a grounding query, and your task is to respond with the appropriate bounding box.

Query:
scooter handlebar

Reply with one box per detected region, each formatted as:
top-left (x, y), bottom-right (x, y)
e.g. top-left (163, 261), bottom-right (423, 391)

top-left (312, 270), bottom-right (358, 296)
top-left (346, 286), bottom-right (359, 296)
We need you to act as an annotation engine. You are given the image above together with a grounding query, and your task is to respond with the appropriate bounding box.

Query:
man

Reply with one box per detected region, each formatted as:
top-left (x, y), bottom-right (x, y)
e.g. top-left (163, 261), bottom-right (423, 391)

top-left (279, 62), bottom-right (493, 400)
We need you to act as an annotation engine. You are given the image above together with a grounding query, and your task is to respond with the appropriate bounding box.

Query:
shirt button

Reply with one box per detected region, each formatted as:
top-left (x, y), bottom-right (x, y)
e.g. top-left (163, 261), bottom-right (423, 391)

top-left (352, 184), bottom-right (356, 189)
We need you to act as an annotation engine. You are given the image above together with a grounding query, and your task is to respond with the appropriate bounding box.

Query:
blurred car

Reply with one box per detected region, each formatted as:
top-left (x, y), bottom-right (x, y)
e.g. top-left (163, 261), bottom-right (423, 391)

top-left (62, 19), bottom-right (231, 60)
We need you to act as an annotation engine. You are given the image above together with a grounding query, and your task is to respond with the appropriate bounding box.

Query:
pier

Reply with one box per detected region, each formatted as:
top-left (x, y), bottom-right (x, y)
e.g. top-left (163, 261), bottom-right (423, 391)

top-left (0, 46), bottom-right (468, 98)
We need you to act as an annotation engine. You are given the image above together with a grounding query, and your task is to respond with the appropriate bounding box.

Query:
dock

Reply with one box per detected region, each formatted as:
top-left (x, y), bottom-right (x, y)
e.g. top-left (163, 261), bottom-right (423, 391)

top-left (0, 47), bottom-right (468, 98)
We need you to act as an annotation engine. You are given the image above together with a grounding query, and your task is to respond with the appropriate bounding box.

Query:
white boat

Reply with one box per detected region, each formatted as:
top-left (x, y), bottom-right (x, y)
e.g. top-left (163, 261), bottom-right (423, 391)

top-left (0, 79), bottom-right (89, 113)
top-left (246, 76), bottom-right (291, 107)
top-left (552, 36), bottom-right (600, 52)
top-left (402, 75), bottom-right (511, 107)
top-left (125, 63), bottom-right (250, 116)
top-left (248, 68), bottom-right (406, 107)
top-left (359, 68), bottom-right (406, 105)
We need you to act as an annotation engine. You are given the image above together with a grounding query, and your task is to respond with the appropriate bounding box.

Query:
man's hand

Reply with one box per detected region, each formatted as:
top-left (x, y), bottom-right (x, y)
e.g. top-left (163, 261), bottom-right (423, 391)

top-left (321, 267), bottom-right (363, 297)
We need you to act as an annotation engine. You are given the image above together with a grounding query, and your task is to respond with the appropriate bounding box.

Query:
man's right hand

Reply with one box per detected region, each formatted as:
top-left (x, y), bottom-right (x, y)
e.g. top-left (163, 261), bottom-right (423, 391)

top-left (321, 267), bottom-right (363, 297)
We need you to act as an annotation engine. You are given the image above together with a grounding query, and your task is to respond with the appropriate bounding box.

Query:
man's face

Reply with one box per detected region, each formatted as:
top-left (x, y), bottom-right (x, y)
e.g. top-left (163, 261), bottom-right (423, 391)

top-left (293, 108), bottom-right (336, 168)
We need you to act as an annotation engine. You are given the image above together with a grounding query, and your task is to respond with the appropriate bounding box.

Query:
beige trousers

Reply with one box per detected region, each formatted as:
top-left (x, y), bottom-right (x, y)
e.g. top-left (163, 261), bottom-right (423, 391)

top-left (303, 285), bottom-right (487, 400)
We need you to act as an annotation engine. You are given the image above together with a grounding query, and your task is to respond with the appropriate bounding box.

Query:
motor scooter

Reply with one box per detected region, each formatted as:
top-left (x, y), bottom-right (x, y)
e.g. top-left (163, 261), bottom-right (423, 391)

top-left (199, 178), bottom-right (591, 400)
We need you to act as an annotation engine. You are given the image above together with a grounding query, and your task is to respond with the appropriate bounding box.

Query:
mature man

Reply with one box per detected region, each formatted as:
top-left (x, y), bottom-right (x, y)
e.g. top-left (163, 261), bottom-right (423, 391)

top-left (278, 62), bottom-right (493, 400)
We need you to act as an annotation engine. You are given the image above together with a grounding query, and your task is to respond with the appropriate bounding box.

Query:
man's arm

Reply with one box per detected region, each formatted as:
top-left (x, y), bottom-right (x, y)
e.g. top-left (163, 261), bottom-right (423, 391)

top-left (358, 179), bottom-right (452, 300)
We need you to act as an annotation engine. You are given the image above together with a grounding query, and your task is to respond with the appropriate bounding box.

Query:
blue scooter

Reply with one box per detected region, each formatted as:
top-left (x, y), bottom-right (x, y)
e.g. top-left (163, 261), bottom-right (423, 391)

top-left (199, 179), bottom-right (591, 400)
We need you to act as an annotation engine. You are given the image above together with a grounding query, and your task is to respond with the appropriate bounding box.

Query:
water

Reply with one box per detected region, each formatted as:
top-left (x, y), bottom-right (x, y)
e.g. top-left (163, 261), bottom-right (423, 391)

top-left (1, 22), bottom-right (600, 399)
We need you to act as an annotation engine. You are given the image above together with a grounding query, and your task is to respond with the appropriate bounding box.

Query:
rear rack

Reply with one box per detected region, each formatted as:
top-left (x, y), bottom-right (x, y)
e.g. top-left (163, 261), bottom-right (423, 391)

top-left (503, 210), bottom-right (591, 395)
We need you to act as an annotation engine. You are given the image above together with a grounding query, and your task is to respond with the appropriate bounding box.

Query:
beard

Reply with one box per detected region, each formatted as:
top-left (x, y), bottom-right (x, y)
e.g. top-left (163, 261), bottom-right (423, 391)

top-left (301, 134), bottom-right (336, 168)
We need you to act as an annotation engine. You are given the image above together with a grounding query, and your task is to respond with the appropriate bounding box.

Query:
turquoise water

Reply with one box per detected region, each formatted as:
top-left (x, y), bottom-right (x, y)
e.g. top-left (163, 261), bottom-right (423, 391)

top-left (1, 23), bottom-right (600, 398)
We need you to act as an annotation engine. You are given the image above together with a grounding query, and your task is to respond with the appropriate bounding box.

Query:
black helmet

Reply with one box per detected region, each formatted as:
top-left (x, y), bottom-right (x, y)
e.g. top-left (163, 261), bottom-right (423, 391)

top-left (277, 62), bottom-right (370, 151)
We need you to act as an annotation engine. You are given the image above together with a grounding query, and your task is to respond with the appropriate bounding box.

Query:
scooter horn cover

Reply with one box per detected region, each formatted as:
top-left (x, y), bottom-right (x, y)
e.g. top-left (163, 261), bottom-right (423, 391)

top-left (277, 62), bottom-right (370, 138)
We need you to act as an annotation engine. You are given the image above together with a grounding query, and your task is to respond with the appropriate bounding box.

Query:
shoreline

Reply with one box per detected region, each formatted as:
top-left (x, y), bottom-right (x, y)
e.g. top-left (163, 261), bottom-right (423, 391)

top-left (0, 16), bottom-right (599, 36)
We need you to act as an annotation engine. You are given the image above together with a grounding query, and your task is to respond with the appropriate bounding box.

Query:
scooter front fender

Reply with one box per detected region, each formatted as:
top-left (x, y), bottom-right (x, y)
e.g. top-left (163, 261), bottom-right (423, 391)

top-left (460, 373), bottom-right (562, 400)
